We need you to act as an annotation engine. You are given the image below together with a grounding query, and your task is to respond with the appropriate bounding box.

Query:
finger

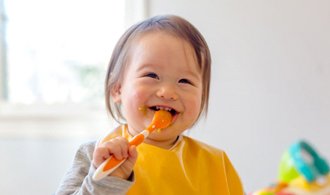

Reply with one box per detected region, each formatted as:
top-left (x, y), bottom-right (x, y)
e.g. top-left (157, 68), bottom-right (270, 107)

top-left (127, 145), bottom-right (138, 164)
top-left (110, 145), bottom-right (138, 179)
top-left (118, 146), bottom-right (137, 176)
top-left (113, 137), bottom-right (129, 160)
top-left (102, 137), bottom-right (129, 160)
top-left (113, 136), bottom-right (129, 159)
top-left (102, 138), bottom-right (121, 158)
top-left (93, 147), bottom-right (110, 167)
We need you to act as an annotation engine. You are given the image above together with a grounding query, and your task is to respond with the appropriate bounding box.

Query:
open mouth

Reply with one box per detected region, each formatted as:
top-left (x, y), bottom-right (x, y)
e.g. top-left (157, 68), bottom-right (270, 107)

top-left (149, 106), bottom-right (178, 117)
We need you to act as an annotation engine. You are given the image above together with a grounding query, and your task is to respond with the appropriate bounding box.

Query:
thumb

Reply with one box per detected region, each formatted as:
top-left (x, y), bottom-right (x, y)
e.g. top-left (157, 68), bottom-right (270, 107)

top-left (121, 145), bottom-right (138, 172)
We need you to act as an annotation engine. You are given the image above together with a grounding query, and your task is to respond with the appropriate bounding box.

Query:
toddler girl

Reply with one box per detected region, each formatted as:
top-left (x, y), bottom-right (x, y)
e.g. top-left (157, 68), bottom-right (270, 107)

top-left (56, 15), bottom-right (244, 195)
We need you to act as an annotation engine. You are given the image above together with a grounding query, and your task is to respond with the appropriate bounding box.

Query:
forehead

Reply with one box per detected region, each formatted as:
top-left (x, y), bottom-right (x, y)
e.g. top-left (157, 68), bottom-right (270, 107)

top-left (128, 31), bottom-right (200, 71)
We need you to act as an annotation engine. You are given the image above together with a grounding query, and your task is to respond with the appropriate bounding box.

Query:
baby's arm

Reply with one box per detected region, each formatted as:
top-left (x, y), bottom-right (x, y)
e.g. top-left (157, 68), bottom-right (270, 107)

top-left (55, 140), bottom-right (137, 195)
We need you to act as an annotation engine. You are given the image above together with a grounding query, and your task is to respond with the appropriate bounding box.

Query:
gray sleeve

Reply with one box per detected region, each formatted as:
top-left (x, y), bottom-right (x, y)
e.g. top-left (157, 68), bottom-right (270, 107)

top-left (55, 142), bottom-right (134, 195)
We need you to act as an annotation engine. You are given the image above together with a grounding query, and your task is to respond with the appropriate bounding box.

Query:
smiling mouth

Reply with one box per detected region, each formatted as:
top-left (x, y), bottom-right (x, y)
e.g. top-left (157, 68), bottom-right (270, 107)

top-left (149, 106), bottom-right (179, 117)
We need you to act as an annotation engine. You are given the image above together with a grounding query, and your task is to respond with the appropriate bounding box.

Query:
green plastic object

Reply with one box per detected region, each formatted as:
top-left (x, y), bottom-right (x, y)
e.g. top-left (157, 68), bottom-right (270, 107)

top-left (278, 150), bottom-right (300, 183)
top-left (278, 140), bottom-right (329, 183)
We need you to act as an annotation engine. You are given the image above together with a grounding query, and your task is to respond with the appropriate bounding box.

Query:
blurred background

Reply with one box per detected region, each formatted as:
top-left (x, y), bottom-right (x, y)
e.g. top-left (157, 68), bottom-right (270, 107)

top-left (0, 0), bottom-right (329, 194)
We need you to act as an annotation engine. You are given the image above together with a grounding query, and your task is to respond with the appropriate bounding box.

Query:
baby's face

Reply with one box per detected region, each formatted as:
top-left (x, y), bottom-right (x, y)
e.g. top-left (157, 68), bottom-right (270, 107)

top-left (114, 31), bottom-right (203, 148)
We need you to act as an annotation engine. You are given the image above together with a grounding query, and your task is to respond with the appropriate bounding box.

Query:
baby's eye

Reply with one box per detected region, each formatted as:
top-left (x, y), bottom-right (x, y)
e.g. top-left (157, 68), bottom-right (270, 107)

top-left (144, 72), bottom-right (159, 79)
top-left (179, 78), bottom-right (193, 85)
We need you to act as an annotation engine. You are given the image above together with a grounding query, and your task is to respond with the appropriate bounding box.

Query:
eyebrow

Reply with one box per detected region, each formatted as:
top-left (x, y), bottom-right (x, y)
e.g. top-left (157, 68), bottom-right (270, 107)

top-left (183, 69), bottom-right (201, 80)
top-left (136, 63), bottom-right (154, 71)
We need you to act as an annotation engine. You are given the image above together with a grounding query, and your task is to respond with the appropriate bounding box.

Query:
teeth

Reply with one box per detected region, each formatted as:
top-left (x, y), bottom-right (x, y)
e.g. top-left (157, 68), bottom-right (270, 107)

top-left (155, 106), bottom-right (172, 112)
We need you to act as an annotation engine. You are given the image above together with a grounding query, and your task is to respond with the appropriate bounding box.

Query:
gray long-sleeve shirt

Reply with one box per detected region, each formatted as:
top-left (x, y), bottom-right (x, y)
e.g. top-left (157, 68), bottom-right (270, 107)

top-left (55, 141), bottom-right (133, 195)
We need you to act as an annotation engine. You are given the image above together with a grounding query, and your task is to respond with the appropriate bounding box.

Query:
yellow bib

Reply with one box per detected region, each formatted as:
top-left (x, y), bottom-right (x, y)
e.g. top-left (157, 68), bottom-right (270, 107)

top-left (101, 126), bottom-right (244, 195)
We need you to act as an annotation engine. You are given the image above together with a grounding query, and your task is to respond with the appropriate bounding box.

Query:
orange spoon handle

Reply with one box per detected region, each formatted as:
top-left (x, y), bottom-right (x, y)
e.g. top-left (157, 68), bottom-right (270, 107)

top-left (129, 131), bottom-right (147, 146)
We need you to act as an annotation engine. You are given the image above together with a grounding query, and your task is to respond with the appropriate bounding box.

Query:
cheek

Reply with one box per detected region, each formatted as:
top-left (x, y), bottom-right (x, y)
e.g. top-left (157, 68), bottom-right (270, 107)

top-left (191, 98), bottom-right (202, 117)
top-left (184, 96), bottom-right (201, 116)
top-left (122, 86), bottom-right (148, 111)
top-left (189, 92), bottom-right (203, 116)
top-left (120, 86), bottom-right (152, 129)
top-left (132, 88), bottom-right (148, 104)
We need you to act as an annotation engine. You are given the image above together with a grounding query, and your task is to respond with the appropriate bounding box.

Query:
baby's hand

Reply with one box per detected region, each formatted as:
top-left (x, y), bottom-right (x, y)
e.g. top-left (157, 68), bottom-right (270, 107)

top-left (92, 136), bottom-right (138, 180)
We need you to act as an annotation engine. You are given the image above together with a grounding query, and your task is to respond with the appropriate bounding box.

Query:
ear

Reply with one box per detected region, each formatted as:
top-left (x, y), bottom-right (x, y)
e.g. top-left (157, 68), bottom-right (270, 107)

top-left (110, 83), bottom-right (122, 103)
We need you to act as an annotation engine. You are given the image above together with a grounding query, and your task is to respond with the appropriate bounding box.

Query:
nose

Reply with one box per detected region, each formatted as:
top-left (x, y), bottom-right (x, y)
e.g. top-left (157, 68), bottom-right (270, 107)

top-left (156, 84), bottom-right (178, 101)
